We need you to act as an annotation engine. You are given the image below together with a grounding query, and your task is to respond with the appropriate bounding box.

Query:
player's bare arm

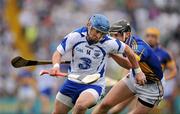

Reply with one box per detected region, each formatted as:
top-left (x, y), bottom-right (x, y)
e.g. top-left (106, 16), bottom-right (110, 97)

top-left (164, 51), bottom-right (177, 80)
top-left (124, 45), bottom-right (146, 85)
top-left (49, 50), bottom-right (63, 76)
top-left (109, 53), bottom-right (132, 70)
top-left (165, 60), bottom-right (177, 80)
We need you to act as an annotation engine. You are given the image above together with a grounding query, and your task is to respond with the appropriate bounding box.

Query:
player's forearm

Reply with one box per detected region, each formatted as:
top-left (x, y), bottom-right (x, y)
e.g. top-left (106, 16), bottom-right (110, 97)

top-left (52, 50), bottom-right (62, 66)
top-left (165, 68), bottom-right (177, 80)
top-left (124, 45), bottom-right (139, 69)
top-left (110, 54), bottom-right (132, 70)
top-left (165, 73), bottom-right (176, 80)
top-left (165, 61), bottom-right (177, 80)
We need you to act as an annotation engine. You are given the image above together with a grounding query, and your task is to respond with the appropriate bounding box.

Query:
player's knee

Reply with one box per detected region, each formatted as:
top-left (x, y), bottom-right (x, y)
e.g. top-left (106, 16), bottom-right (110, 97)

top-left (52, 111), bottom-right (56, 114)
top-left (52, 111), bottom-right (60, 114)
top-left (52, 109), bottom-right (66, 114)
top-left (52, 111), bottom-right (58, 114)
top-left (108, 109), bottom-right (120, 114)
top-left (128, 110), bottom-right (138, 114)
top-left (100, 100), bottom-right (113, 110)
top-left (74, 102), bottom-right (87, 112)
top-left (128, 109), bottom-right (148, 114)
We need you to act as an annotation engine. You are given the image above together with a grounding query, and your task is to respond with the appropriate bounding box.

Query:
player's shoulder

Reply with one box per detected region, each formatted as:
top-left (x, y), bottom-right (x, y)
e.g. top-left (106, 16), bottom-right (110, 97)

top-left (131, 34), bottom-right (142, 40)
top-left (61, 27), bottom-right (87, 45)
top-left (131, 35), bottom-right (149, 49)
top-left (132, 35), bottom-right (146, 45)
top-left (99, 35), bottom-right (114, 44)
top-left (131, 35), bottom-right (153, 56)
top-left (156, 46), bottom-right (171, 57)
top-left (72, 26), bottom-right (88, 37)
top-left (156, 46), bottom-right (168, 53)
top-left (99, 35), bottom-right (124, 48)
top-left (65, 27), bottom-right (87, 39)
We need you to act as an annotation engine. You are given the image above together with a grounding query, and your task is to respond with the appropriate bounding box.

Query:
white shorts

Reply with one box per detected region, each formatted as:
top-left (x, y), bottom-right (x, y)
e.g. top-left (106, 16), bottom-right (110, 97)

top-left (161, 77), bottom-right (176, 98)
top-left (122, 74), bottom-right (163, 107)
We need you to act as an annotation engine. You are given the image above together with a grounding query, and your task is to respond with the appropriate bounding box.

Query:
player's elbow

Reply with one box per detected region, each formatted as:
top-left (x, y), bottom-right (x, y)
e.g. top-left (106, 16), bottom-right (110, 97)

top-left (169, 64), bottom-right (178, 78)
top-left (174, 65), bottom-right (178, 75)
top-left (98, 100), bottom-right (114, 111)
top-left (172, 68), bottom-right (177, 78)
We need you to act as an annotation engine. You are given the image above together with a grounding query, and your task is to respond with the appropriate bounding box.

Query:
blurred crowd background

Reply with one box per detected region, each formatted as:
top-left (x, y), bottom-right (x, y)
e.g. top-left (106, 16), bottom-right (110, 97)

top-left (0, 0), bottom-right (180, 114)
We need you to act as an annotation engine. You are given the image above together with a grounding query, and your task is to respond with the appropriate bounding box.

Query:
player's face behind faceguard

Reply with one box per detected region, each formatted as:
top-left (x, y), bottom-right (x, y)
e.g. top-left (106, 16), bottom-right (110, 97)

top-left (87, 14), bottom-right (110, 44)
top-left (109, 20), bottom-right (131, 42)
top-left (87, 26), bottom-right (106, 43)
top-left (110, 31), bottom-right (125, 42)
top-left (145, 27), bottom-right (160, 48)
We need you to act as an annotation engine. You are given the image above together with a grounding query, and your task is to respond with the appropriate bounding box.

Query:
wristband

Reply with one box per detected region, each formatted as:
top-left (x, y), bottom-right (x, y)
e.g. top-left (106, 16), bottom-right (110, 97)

top-left (53, 63), bottom-right (60, 68)
top-left (134, 67), bottom-right (142, 74)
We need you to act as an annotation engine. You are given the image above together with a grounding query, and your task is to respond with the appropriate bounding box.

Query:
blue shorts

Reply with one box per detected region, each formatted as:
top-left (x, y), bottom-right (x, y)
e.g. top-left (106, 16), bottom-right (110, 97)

top-left (56, 79), bottom-right (102, 107)
top-left (40, 87), bottom-right (52, 98)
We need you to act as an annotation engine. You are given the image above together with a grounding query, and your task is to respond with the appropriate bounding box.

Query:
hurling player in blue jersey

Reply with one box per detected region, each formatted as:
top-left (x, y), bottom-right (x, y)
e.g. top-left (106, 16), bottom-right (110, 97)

top-left (92, 20), bottom-right (163, 114)
top-left (108, 27), bottom-right (177, 114)
top-left (145, 27), bottom-right (177, 113)
top-left (145, 27), bottom-right (177, 82)
top-left (48, 14), bottom-right (145, 114)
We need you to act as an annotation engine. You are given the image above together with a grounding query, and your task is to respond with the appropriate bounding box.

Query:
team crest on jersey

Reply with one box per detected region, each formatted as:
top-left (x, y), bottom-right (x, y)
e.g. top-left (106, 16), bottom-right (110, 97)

top-left (94, 52), bottom-right (100, 57)
top-left (93, 50), bottom-right (101, 59)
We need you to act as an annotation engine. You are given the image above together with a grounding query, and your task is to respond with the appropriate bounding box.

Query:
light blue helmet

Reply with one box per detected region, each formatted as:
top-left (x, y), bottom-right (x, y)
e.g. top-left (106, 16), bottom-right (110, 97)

top-left (89, 14), bottom-right (110, 33)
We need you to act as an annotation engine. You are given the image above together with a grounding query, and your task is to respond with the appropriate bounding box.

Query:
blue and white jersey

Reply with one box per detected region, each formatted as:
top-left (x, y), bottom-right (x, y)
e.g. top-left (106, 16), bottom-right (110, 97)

top-left (57, 27), bottom-right (125, 88)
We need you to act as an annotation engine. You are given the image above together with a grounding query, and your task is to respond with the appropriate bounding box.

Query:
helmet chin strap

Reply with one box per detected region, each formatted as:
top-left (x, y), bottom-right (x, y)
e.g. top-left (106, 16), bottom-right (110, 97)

top-left (123, 32), bottom-right (128, 42)
top-left (123, 32), bottom-right (126, 40)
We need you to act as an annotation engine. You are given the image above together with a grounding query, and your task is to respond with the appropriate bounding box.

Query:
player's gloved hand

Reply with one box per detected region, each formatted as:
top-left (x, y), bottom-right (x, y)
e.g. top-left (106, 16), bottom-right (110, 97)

top-left (134, 67), bottom-right (146, 85)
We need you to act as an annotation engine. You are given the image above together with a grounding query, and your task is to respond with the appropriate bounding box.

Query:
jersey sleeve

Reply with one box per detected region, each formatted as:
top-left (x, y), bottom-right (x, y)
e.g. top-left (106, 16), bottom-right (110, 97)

top-left (110, 39), bottom-right (126, 54)
top-left (164, 51), bottom-right (172, 63)
top-left (164, 50), bottom-right (173, 66)
top-left (57, 32), bottom-right (80, 55)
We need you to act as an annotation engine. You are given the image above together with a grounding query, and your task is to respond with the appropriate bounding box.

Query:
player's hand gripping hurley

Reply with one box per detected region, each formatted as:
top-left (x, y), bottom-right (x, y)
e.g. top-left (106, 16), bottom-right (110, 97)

top-left (40, 70), bottom-right (100, 84)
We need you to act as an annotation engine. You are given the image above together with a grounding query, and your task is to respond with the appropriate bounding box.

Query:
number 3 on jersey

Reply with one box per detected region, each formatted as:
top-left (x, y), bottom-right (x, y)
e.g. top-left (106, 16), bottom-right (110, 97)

top-left (78, 57), bottom-right (92, 69)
